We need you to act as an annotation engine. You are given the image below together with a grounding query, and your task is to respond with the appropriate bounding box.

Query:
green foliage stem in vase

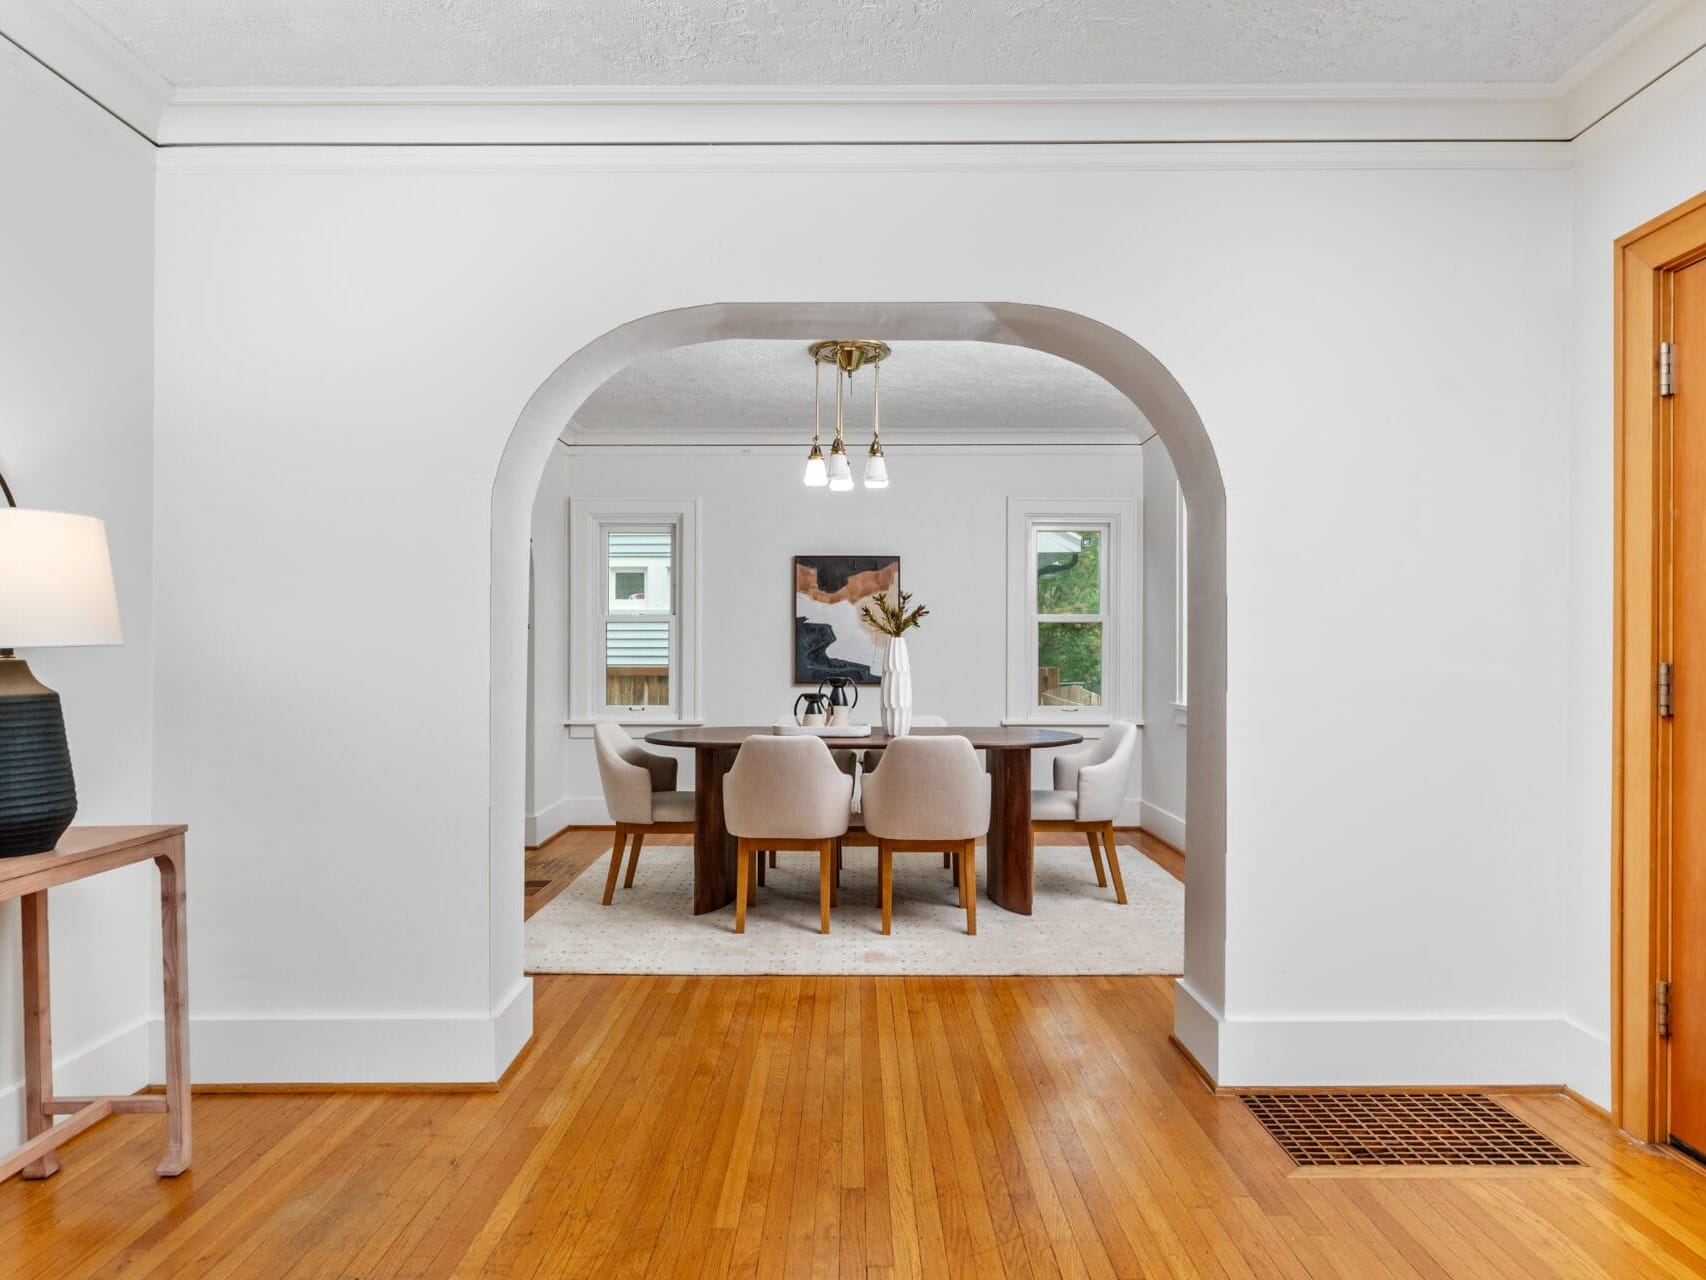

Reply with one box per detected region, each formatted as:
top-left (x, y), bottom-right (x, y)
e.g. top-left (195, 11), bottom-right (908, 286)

top-left (859, 590), bottom-right (929, 638)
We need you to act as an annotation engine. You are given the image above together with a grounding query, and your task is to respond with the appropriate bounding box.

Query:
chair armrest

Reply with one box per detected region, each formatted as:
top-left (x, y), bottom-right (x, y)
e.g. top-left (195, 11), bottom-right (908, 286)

top-left (599, 752), bottom-right (657, 825)
top-left (640, 752), bottom-right (678, 792)
top-left (1074, 755), bottom-right (1132, 824)
top-left (1052, 742), bottom-right (1100, 792)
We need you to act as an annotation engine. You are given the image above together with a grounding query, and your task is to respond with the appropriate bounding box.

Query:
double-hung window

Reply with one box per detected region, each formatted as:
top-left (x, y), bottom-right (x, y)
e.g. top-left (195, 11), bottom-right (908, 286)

top-left (1006, 498), bottom-right (1138, 725)
top-left (570, 499), bottom-right (699, 727)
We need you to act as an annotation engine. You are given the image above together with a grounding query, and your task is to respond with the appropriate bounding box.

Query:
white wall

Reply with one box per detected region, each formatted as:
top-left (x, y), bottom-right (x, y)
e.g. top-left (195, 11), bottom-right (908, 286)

top-left (526, 445), bottom-right (1147, 836)
top-left (1140, 439), bottom-right (1187, 850)
top-left (527, 446), bottom-right (571, 845)
top-left (0, 43), bottom-right (156, 1145)
top-left (1564, 55), bottom-right (1706, 1110)
top-left (150, 144), bottom-right (1578, 1089)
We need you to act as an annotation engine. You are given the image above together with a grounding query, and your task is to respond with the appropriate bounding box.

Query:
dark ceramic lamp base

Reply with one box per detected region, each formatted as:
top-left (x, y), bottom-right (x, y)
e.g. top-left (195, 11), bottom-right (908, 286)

top-left (0, 653), bottom-right (77, 857)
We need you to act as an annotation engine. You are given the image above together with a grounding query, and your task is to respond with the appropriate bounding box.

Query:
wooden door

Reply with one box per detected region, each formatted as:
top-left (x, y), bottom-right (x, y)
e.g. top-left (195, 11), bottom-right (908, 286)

top-left (1671, 256), bottom-right (1706, 1156)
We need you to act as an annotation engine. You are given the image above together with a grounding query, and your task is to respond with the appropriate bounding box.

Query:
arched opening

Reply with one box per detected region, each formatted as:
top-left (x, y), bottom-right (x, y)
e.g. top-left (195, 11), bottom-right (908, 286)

top-left (491, 302), bottom-right (1227, 1069)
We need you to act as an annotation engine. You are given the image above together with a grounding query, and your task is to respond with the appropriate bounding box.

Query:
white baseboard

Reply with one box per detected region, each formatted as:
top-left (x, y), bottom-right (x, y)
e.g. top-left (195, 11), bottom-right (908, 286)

top-left (549, 798), bottom-right (617, 826)
top-left (526, 796), bottom-right (579, 846)
top-left (1138, 799), bottom-right (1185, 850)
top-left (1172, 989), bottom-right (1590, 1090)
top-left (494, 976), bottom-right (534, 1075)
top-left (1562, 1017), bottom-right (1612, 1111)
top-left (149, 986), bottom-right (536, 1085)
top-left (1172, 978), bottom-right (1222, 1081)
top-left (0, 1017), bottom-right (150, 1151)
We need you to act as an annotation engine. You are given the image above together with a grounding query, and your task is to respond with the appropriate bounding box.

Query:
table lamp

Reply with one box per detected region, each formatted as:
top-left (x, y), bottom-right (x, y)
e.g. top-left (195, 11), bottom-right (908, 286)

top-left (0, 488), bottom-right (123, 856)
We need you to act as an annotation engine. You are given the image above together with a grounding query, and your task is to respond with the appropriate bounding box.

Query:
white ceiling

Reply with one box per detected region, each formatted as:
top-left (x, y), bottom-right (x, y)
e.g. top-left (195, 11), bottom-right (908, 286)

top-left (69, 0), bottom-right (1658, 88)
top-left (565, 341), bottom-right (1151, 446)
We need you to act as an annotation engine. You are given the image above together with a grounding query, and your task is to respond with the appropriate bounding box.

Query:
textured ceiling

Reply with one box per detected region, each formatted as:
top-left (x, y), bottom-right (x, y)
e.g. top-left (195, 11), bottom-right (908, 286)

top-left (566, 341), bottom-right (1150, 444)
top-left (71, 0), bottom-right (1656, 88)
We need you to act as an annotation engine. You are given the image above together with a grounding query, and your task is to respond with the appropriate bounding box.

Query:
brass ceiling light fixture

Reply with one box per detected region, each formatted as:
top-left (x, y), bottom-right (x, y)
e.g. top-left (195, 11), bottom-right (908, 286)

top-left (805, 339), bottom-right (890, 491)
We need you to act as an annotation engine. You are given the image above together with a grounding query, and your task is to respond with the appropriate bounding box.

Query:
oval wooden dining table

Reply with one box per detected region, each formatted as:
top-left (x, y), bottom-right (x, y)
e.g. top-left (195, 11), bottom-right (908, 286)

top-left (643, 725), bottom-right (1082, 917)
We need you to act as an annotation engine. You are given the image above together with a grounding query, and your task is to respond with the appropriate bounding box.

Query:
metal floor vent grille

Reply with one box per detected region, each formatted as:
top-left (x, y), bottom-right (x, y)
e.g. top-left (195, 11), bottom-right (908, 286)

top-left (1242, 1093), bottom-right (1582, 1169)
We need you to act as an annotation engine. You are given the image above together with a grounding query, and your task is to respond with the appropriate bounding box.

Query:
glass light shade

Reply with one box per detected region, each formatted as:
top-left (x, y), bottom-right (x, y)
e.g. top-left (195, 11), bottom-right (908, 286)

top-left (863, 453), bottom-right (889, 488)
top-left (826, 450), bottom-right (854, 491)
top-left (0, 509), bottom-right (122, 647)
top-left (803, 450), bottom-right (828, 486)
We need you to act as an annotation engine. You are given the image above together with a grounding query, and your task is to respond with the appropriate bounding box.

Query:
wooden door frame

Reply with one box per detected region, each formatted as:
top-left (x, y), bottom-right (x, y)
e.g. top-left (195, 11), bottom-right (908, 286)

top-left (1614, 189), bottom-right (1706, 1142)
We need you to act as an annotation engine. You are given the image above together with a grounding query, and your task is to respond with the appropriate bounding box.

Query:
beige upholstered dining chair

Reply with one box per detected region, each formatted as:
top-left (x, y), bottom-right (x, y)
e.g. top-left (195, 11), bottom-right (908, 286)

top-left (593, 722), bottom-right (696, 905)
top-left (723, 736), bottom-right (853, 934)
top-left (1030, 720), bottom-right (1138, 903)
top-left (858, 713), bottom-right (947, 774)
top-left (859, 735), bottom-right (990, 935)
top-left (836, 715), bottom-right (951, 879)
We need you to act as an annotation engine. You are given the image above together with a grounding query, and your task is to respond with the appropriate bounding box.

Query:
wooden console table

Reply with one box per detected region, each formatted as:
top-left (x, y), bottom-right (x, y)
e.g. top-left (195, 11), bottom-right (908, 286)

top-left (1, 826), bottom-right (189, 1183)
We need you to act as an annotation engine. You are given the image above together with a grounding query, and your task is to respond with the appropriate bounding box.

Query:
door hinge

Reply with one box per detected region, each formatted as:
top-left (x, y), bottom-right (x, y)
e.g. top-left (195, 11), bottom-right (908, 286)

top-left (1659, 661), bottom-right (1675, 718)
top-left (1661, 342), bottom-right (1676, 398)
top-left (1658, 979), bottom-right (1672, 1039)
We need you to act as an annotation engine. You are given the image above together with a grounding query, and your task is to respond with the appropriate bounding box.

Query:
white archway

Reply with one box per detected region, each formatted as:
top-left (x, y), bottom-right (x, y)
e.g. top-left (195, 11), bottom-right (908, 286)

top-left (491, 302), bottom-right (1227, 1067)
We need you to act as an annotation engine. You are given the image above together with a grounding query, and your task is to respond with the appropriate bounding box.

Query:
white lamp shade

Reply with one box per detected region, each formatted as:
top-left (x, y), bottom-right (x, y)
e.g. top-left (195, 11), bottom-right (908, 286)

top-left (803, 454), bottom-right (828, 486)
top-left (0, 510), bottom-right (122, 647)
top-left (826, 451), bottom-right (853, 491)
top-left (863, 454), bottom-right (889, 488)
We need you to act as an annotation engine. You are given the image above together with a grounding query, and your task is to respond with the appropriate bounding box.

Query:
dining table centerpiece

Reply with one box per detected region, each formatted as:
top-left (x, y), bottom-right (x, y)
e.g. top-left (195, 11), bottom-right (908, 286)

top-left (859, 590), bottom-right (929, 735)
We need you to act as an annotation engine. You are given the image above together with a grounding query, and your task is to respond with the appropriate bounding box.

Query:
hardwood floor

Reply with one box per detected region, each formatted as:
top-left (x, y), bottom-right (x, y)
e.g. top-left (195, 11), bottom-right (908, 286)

top-left (5, 831), bottom-right (1702, 1278)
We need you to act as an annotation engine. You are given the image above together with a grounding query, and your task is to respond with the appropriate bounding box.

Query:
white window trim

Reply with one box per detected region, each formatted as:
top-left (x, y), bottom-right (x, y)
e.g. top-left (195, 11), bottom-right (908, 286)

top-left (566, 498), bottom-right (701, 734)
top-left (1004, 497), bottom-right (1140, 728)
top-left (1173, 481), bottom-right (1188, 723)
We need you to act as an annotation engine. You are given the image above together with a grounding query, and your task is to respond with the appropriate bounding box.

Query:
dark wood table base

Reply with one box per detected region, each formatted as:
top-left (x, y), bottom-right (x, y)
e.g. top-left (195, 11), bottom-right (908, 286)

top-left (983, 748), bottom-right (1035, 914)
top-left (649, 727), bottom-right (1082, 918)
top-left (692, 747), bottom-right (740, 915)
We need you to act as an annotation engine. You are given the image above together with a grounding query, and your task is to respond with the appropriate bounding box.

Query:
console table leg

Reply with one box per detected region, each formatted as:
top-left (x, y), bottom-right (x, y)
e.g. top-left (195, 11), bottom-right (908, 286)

top-left (20, 891), bottom-right (60, 1180)
top-left (154, 847), bottom-right (191, 1177)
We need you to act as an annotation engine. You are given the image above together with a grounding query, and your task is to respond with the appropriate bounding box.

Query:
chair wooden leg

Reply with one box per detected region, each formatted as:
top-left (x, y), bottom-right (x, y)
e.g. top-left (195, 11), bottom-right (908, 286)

top-left (769, 850), bottom-right (777, 868)
top-left (757, 851), bottom-right (766, 886)
top-left (961, 840), bottom-right (977, 935)
top-left (953, 851), bottom-right (965, 907)
top-left (601, 826), bottom-right (627, 906)
top-left (943, 851), bottom-right (951, 870)
top-left (819, 843), bottom-right (833, 934)
top-left (879, 842), bottom-right (894, 936)
top-left (735, 840), bottom-right (751, 933)
top-left (1086, 829), bottom-right (1107, 887)
top-left (1102, 823), bottom-right (1127, 904)
top-left (623, 830), bottom-right (646, 888)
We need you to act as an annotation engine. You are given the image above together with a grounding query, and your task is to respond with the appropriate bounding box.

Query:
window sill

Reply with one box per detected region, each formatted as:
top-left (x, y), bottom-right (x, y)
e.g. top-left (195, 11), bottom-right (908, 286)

top-left (566, 717), bottom-right (703, 739)
top-left (1001, 715), bottom-right (1142, 732)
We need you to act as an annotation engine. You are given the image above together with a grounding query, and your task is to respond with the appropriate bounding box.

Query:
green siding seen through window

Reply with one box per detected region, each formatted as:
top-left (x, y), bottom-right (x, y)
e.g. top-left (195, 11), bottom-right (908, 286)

top-left (606, 620), bottom-right (670, 669)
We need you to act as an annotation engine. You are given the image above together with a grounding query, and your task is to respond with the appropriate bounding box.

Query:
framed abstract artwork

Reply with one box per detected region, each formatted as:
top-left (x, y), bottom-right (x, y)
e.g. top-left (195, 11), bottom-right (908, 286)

top-left (793, 555), bottom-right (900, 685)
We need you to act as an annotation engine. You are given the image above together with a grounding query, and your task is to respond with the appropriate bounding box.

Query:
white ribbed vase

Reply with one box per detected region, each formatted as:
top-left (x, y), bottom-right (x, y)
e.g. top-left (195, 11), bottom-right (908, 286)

top-left (880, 635), bottom-right (913, 735)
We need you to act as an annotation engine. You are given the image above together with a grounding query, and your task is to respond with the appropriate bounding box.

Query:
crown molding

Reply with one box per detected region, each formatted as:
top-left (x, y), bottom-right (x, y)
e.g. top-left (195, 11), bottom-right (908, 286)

top-left (558, 439), bottom-right (1150, 455)
top-left (2, 0), bottom-right (1703, 147)
top-left (155, 82), bottom-right (1570, 146)
top-left (1560, 0), bottom-right (1706, 135)
top-left (0, 0), bottom-right (171, 138)
top-left (152, 141), bottom-right (1572, 176)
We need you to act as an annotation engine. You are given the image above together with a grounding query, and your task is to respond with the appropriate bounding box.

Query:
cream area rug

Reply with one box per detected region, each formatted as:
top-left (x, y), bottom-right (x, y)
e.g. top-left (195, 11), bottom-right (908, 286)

top-left (525, 843), bottom-right (1183, 976)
